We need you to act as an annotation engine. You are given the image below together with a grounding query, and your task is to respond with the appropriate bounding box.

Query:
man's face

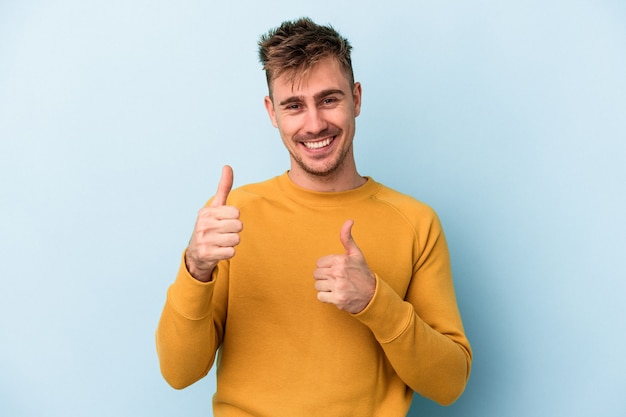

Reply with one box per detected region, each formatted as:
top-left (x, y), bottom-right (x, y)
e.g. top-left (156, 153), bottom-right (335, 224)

top-left (264, 58), bottom-right (362, 181)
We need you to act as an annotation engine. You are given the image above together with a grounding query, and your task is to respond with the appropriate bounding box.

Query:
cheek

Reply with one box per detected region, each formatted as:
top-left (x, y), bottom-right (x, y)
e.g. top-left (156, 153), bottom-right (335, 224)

top-left (276, 116), bottom-right (300, 138)
top-left (332, 112), bottom-right (354, 132)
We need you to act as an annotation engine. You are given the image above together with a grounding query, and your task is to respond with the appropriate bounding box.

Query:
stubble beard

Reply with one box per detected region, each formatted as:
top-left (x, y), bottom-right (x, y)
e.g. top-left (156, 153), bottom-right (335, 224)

top-left (291, 148), bottom-right (348, 179)
top-left (291, 139), bottom-right (353, 180)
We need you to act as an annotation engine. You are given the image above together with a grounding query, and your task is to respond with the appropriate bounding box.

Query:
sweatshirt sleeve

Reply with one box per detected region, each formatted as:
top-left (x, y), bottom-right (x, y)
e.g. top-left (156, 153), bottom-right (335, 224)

top-left (352, 214), bottom-right (472, 406)
top-left (155, 251), bottom-right (228, 389)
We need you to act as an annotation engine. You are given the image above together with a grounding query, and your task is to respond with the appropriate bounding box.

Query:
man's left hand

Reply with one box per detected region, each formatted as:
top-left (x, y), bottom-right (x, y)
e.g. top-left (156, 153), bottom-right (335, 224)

top-left (314, 220), bottom-right (376, 314)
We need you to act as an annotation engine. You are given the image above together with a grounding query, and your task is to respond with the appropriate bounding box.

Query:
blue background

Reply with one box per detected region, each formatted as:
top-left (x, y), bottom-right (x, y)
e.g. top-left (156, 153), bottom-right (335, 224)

top-left (1, 1), bottom-right (625, 416)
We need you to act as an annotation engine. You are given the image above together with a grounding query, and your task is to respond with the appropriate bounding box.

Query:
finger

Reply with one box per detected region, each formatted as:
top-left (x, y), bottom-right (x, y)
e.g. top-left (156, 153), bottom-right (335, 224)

top-left (210, 165), bottom-right (234, 207)
top-left (316, 255), bottom-right (336, 268)
top-left (317, 291), bottom-right (333, 305)
top-left (199, 206), bottom-right (240, 222)
top-left (313, 267), bottom-right (332, 280)
top-left (216, 218), bottom-right (243, 233)
top-left (210, 231), bottom-right (241, 248)
top-left (210, 246), bottom-right (237, 261)
top-left (340, 219), bottom-right (361, 256)
top-left (314, 279), bottom-right (332, 292)
top-left (215, 207), bottom-right (241, 222)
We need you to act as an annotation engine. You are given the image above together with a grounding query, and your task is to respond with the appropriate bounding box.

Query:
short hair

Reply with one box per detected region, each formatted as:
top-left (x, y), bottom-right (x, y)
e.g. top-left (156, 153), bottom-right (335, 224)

top-left (258, 17), bottom-right (354, 96)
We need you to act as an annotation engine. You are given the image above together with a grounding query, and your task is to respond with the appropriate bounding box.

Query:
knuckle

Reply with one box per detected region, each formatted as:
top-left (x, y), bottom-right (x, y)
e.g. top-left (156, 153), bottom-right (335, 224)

top-left (335, 294), bottom-right (349, 305)
top-left (333, 256), bottom-right (348, 267)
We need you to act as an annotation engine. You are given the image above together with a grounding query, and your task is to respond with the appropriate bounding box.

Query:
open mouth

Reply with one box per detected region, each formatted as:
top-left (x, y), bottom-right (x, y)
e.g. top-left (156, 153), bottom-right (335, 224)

top-left (301, 137), bottom-right (334, 150)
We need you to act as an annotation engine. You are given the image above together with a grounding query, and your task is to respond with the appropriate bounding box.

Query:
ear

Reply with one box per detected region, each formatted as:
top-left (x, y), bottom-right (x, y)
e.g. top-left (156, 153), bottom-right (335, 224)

top-left (264, 96), bottom-right (278, 128)
top-left (352, 82), bottom-right (362, 117)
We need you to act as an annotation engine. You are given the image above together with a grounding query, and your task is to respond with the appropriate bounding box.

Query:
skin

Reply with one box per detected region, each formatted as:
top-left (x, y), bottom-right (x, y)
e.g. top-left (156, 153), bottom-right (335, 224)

top-left (185, 165), bottom-right (242, 282)
top-left (264, 58), bottom-right (364, 192)
top-left (185, 57), bottom-right (376, 313)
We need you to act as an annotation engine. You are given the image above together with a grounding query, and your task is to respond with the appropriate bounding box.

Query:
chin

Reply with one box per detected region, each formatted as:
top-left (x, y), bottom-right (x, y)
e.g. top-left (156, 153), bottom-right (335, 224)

top-left (300, 160), bottom-right (343, 178)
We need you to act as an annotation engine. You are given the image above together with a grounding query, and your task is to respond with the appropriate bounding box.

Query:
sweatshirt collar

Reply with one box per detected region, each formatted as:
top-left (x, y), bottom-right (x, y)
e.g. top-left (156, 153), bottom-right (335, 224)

top-left (276, 171), bottom-right (380, 207)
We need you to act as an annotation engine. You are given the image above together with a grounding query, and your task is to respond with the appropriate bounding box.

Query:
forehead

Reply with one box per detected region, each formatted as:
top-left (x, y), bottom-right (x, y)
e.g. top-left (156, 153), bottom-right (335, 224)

top-left (270, 58), bottom-right (352, 99)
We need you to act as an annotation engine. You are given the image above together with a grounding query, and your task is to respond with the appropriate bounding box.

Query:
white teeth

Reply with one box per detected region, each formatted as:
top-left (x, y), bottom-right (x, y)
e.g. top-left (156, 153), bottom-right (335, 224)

top-left (303, 138), bottom-right (332, 149)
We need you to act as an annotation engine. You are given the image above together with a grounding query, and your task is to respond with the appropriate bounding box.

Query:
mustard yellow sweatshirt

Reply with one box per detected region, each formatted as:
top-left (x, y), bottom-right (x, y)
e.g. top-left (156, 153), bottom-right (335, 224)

top-left (156, 173), bottom-right (471, 417)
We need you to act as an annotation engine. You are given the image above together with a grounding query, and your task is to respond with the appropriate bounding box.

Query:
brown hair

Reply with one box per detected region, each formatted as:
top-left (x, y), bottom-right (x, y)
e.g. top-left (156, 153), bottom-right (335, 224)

top-left (258, 17), bottom-right (354, 96)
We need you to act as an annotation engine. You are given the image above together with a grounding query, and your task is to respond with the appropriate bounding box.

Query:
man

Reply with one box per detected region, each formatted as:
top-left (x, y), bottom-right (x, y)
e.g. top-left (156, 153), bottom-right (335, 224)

top-left (156, 17), bottom-right (471, 416)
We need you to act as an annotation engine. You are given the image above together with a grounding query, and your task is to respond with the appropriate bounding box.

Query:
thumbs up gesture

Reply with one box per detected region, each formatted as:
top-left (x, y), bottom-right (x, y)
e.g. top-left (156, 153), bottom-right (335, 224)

top-left (185, 165), bottom-right (243, 282)
top-left (313, 220), bottom-right (376, 314)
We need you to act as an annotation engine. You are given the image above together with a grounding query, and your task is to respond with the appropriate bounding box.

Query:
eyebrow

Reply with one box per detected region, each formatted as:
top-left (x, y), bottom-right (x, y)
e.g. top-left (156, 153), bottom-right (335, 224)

top-left (279, 89), bottom-right (346, 106)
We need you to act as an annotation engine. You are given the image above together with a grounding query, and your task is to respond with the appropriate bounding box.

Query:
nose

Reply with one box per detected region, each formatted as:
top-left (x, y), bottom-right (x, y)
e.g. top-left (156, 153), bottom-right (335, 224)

top-left (303, 107), bottom-right (328, 136)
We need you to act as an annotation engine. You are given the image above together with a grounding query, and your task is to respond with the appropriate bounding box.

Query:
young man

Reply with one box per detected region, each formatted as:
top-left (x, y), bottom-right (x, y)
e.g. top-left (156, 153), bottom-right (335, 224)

top-left (156, 17), bottom-right (472, 416)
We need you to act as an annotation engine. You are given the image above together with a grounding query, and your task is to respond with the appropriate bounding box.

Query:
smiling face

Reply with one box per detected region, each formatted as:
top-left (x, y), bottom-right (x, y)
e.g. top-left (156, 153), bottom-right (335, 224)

top-left (264, 57), bottom-right (363, 191)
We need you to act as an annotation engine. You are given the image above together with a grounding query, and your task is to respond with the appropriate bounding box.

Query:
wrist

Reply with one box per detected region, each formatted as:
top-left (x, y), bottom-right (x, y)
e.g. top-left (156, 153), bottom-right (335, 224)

top-left (184, 250), bottom-right (215, 282)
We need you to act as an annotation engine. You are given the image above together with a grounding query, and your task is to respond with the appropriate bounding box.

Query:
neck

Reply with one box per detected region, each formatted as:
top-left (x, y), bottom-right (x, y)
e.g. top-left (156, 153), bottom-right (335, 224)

top-left (287, 163), bottom-right (366, 192)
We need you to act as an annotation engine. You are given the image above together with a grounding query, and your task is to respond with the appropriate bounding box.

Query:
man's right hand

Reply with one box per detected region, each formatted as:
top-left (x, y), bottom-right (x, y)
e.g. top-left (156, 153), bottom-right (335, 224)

top-left (185, 165), bottom-right (243, 282)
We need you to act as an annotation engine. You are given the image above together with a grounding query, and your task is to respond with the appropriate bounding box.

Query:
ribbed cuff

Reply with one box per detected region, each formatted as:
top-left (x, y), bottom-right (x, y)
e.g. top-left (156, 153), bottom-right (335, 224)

top-left (352, 274), bottom-right (414, 343)
top-left (167, 250), bottom-right (216, 320)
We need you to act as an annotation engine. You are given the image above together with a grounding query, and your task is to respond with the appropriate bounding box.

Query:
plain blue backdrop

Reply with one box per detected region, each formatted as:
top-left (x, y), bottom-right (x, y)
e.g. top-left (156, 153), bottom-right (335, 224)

top-left (1, 1), bottom-right (625, 416)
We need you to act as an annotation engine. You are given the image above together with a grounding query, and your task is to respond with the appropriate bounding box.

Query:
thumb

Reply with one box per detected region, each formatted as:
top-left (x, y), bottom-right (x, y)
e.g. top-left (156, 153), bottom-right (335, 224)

top-left (340, 219), bottom-right (361, 256)
top-left (210, 165), bottom-right (234, 207)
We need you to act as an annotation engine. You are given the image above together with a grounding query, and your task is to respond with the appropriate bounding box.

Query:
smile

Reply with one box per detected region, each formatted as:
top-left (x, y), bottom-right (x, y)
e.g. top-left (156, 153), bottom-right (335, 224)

top-left (302, 137), bottom-right (334, 150)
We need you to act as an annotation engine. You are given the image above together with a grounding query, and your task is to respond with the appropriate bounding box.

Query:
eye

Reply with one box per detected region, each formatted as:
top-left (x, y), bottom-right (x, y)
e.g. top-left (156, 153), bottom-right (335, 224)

top-left (322, 97), bottom-right (338, 106)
